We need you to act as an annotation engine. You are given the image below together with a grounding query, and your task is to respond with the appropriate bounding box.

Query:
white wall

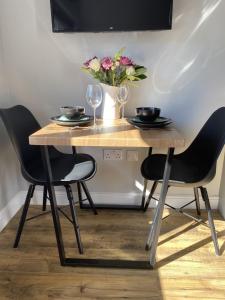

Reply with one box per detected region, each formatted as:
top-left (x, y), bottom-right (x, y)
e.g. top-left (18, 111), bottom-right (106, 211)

top-left (0, 0), bottom-right (225, 206)
top-left (0, 27), bottom-right (22, 212)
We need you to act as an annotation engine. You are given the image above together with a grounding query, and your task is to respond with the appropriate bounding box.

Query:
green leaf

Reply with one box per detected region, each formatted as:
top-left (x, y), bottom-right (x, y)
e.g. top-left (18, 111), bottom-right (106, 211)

top-left (135, 67), bottom-right (147, 76)
top-left (136, 74), bottom-right (147, 80)
top-left (135, 65), bottom-right (146, 71)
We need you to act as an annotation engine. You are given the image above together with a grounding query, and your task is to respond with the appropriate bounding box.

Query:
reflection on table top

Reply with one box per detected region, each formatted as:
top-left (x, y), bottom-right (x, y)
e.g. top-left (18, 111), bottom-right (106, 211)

top-left (29, 118), bottom-right (185, 148)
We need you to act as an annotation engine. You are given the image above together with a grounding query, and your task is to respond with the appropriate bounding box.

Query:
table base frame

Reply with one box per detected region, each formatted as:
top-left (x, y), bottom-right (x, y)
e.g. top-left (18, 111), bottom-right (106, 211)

top-left (81, 204), bottom-right (144, 211)
top-left (42, 145), bottom-right (174, 269)
top-left (64, 258), bottom-right (152, 269)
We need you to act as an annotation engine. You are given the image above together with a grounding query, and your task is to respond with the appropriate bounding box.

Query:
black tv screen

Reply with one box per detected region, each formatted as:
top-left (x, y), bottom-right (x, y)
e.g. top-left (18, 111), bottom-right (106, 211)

top-left (50, 0), bottom-right (173, 32)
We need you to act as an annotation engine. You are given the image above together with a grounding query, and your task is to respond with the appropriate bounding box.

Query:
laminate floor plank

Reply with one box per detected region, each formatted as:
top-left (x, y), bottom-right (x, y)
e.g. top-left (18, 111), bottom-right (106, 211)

top-left (0, 207), bottom-right (224, 299)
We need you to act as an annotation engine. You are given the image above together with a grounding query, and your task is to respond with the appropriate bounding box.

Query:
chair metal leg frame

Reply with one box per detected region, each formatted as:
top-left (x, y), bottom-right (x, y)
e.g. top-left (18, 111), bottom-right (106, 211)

top-left (144, 185), bottom-right (200, 216)
top-left (26, 210), bottom-right (52, 221)
top-left (150, 195), bottom-right (211, 229)
top-left (57, 206), bottom-right (73, 224)
top-left (14, 184), bottom-right (35, 248)
top-left (42, 185), bottom-right (48, 211)
top-left (65, 185), bottom-right (84, 254)
top-left (144, 181), bottom-right (158, 212)
top-left (145, 185), bottom-right (219, 257)
top-left (80, 182), bottom-right (98, 215)
top-left (200, 187), bottom-right (220, 256)
top-left (194, 187), bottom-right (201, 216)
top-left (147, 148), bottom-right (175, 266)
top-left (77, 182), bottom-right (84, 209)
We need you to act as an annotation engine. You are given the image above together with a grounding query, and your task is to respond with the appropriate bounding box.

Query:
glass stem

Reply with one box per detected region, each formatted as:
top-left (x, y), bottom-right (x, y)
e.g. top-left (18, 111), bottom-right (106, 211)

top-left (122, 104), bottom-right (125, 119)
top-left (119, 104), bottom-right (122, 118)
top-left (93, 107), bottom-right (96, 127)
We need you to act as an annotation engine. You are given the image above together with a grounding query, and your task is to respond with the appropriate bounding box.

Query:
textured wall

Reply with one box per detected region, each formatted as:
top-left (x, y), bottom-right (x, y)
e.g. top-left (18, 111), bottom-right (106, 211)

top-left (0, 0), bottom-right (224, 204)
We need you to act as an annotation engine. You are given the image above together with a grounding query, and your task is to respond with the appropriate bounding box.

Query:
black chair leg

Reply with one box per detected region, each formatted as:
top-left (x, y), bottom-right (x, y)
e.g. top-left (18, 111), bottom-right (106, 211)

top-left (194, 187), bottom-right (201, 216)
top-left (14, 184), bottom-right (35, 248)
top-left (200, 187), bottom-right (220, 256)
top-left (80, 181), bottom-right (98, 215)
top-left (77, 182), bottom-right (83, 209)
top-left (65, 185), bottom-right (83, 254)
top-left (42, 185), bottom-right (48, 211)
top-left (144, 181), bottom-right (158, 212)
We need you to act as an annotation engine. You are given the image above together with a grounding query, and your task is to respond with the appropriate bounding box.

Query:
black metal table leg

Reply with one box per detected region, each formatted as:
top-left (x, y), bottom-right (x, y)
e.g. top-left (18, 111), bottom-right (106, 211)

top-left (81, 182), bottom-right (98, 215)
top-left (41, 146), bottom-right (155, 269)
top-left (147, 148), bottom-right (174, 266)
top-left (65, 184), bottom-right (84, 254)
top-left (42, 146), bottom-right (66, 266)
top-left (144, 181), bottom-right (158, 212)
top-left (141, 179), bottom-right (148, 210)
top-left (141, 148), bottom-right (153, 210)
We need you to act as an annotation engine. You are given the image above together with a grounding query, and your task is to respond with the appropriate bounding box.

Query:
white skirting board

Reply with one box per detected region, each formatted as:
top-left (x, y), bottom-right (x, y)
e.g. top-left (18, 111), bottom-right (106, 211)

top-left (31, 190), bottom-right (219, 210)
top-left (0, 190), bottom-right (219, 232)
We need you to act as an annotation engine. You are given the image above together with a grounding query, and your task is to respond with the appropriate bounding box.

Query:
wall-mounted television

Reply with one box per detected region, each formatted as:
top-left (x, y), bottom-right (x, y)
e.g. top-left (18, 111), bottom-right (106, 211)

top-left (50, 0), bottom-right (173, 33)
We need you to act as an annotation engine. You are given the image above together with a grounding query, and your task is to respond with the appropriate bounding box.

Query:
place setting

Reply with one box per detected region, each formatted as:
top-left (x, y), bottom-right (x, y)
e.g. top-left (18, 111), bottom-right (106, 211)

top-left (127, 107), bottom-right (172, 130)
top-left (50, 106), bottom-right (93, 127)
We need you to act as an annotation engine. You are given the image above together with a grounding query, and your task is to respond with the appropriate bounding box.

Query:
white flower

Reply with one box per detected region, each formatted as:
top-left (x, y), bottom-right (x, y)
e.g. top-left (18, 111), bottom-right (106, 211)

top-left (126, 66), bottom-right (135, 76)
top-left (115, 61), bottom-right (120, 67)
top-left (89, 58), bottom-right (101, 72)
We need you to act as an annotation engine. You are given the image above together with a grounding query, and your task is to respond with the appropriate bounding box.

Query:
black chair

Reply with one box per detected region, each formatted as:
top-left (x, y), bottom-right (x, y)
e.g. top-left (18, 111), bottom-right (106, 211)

top-left (0, 105), bottom-right (98, 254)
top-left (141, 107), bottom-right (225, 256)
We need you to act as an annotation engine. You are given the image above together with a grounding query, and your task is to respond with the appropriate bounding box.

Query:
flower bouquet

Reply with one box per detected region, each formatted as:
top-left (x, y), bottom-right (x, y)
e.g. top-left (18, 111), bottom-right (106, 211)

top-left (82, 48), bottom-right (147, 120)
top-left (82, 48), bottom-right (147, 86)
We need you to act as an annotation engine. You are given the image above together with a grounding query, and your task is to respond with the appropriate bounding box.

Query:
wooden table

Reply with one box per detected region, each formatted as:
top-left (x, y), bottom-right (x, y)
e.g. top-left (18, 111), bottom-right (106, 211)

top-left (30, 119), bottom-right (185, 268)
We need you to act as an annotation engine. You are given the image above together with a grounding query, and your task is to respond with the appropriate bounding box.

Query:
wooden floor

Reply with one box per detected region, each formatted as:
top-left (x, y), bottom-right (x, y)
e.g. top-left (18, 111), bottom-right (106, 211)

top-left (0, 206), bottom-right (225, 299)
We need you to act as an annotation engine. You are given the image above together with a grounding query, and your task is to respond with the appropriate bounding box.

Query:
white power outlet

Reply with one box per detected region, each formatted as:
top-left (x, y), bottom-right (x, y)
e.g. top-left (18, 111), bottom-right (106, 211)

top-left (103, 149), bottom-right (123, 160)
top-left (127, 150), bottom-right (139, 161)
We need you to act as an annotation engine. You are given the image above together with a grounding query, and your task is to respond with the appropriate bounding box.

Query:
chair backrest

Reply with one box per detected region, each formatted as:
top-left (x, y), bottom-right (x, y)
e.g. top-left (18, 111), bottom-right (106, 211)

top-left (0, 105), bottom-right (42, 173)
top-left (181, 107), bottom-right (225, 179)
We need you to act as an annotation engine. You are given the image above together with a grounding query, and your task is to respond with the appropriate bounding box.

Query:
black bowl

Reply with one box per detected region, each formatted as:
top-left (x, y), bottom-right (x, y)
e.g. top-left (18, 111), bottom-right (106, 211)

top-left (136, 107), bottom-right (161, 122)
top-left (60, 106), bottom-right (85, 118)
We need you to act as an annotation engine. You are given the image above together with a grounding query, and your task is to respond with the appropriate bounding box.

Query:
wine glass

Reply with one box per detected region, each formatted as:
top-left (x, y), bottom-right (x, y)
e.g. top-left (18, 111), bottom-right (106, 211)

top-left (117, 85), bottom-right (129, 119)
top-left (86, 84), bottom-right (102, 128)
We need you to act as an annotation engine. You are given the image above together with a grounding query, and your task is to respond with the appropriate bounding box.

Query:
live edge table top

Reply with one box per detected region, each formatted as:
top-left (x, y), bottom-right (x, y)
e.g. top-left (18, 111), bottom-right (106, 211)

top-left (29, 119), bottom-right (185, 148)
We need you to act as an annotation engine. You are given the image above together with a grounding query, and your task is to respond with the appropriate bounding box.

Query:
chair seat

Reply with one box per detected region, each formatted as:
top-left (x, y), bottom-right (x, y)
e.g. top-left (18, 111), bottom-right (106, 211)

top-left (23, 152), bottom-right (96, 185)
top-left (141, 154), bottom-right (213, 186)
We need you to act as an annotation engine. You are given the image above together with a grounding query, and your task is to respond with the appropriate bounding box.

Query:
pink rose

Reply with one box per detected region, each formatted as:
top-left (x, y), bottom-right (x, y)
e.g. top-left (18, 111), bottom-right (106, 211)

top-left (84, 56), bottom-right (97, 67)
top-left (101, 57), bottom-right (113, 70)
top-left (119, 56), bottom-right (133, 66)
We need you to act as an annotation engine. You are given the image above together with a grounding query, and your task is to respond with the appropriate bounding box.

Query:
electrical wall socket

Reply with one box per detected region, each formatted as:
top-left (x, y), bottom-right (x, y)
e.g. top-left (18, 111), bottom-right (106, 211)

top-left (126, 150), bottom-right (139, 161)
top-left (103, 149), bottom-right (123, 160)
